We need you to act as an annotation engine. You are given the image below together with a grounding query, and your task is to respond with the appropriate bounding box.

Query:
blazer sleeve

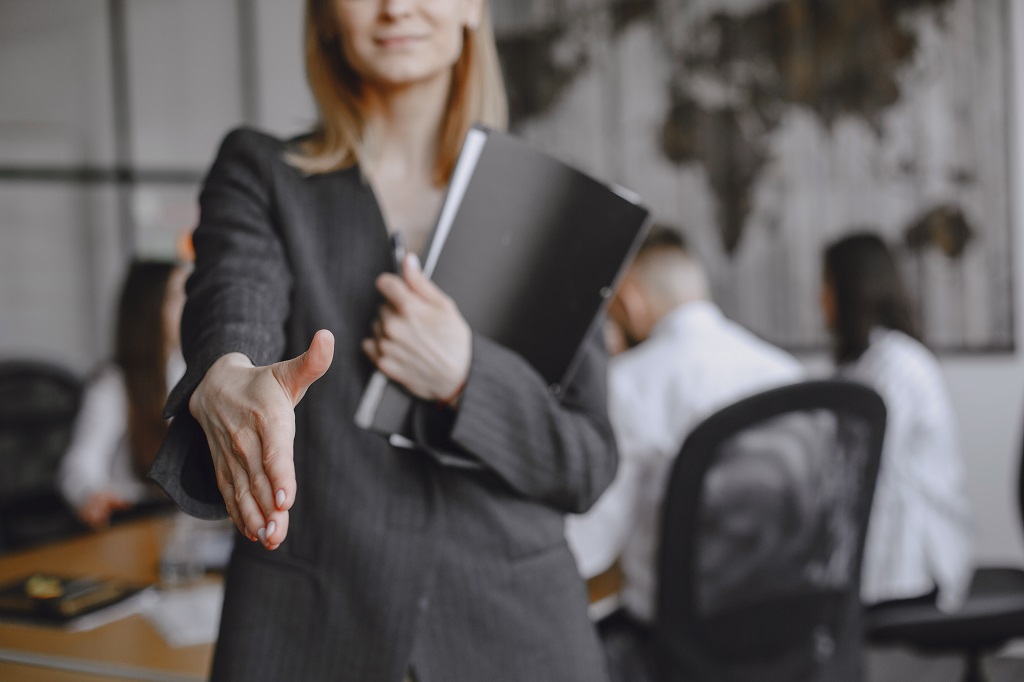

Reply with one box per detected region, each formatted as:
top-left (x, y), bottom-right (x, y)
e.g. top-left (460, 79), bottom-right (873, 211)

top-left (149, 128), bottom-right (292, 520)
top-left (415, 330), bottom-right (618, 515)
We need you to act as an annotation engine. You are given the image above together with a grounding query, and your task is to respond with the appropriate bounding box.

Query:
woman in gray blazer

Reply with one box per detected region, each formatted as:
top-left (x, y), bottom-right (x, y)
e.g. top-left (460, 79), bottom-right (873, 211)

top-left (149, 1), bottom-right (617, 680)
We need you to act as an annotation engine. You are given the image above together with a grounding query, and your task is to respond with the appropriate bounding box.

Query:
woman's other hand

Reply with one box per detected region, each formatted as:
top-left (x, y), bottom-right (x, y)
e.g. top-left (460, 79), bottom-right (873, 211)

top-left (79, 491), bottom-right (132, 530)
top-left (188, 330), bottom-right (334, 549)
top-left (363, 255), bottom-right (471, 403)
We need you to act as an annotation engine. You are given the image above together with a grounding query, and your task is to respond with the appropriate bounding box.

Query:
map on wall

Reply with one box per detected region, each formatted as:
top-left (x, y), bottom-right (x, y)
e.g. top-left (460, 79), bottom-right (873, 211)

top-left (493, 0), bottom-right (1014, 352)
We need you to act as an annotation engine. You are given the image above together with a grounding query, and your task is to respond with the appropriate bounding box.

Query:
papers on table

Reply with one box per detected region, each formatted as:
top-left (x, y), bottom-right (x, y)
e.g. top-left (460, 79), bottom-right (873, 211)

top-left (144, 582), bottom-right (224, 648)
top-left (65, 587), bottom-right (160, 633)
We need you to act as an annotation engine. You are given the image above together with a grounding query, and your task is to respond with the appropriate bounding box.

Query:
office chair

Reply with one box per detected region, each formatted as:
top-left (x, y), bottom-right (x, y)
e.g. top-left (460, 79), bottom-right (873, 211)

top-left (866, 411), bottom-right (1024, 682)
top-left (655, 380), bottom-right (886, 682)
top-left (0, 360), bottom-right (84, 552)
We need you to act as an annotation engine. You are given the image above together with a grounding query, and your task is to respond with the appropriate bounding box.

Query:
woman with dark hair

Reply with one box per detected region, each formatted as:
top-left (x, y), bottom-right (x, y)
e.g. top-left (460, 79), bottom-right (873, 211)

top-left (822, 233), bottom-right (972, 612)
top-left (58, 260), bottom-right (187, 529)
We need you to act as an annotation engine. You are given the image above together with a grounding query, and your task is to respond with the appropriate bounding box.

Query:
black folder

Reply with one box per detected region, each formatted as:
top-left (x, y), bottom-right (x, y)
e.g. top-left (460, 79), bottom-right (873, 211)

top-left (354, 125), bottom-right (651, 444)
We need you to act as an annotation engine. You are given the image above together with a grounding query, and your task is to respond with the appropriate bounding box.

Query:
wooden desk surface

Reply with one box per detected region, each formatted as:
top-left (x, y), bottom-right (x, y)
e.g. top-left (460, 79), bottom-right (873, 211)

top-left (0, 515), bottom-right (621, 680)
top-left (0, 661), bottom-right (116, 681)
top-left (0, 515), bottom-right (214, 681)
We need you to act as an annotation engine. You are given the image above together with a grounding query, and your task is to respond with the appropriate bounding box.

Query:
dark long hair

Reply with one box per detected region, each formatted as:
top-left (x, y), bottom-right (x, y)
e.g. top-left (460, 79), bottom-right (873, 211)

top-left (113, 261), bottom-right (176, 479)
top-left (823, 233), bottom-right (920, 364)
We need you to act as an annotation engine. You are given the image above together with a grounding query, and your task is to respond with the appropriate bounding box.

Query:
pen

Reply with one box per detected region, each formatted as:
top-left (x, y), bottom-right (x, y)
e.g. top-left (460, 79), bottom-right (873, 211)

top-left (390, 232), bottom-right (406, 274)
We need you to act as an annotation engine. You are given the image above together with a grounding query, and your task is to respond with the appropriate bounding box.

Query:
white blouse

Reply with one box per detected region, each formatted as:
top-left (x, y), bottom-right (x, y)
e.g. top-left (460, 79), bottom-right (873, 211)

top-left (58, 352), bottom-right (185, 510)
top-left (844, 328), bottom-right (973, 611)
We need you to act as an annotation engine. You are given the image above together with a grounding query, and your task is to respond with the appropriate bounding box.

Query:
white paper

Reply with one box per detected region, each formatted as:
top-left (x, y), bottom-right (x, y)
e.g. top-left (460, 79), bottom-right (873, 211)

top-left (64, 587), bottom-right (160, 633)
top-left (144, 582), bottom-right (224, 648)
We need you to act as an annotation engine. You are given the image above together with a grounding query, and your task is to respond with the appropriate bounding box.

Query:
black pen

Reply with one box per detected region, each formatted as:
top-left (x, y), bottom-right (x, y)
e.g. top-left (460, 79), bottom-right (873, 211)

top-left (390, 232), bottom-right (406, 274)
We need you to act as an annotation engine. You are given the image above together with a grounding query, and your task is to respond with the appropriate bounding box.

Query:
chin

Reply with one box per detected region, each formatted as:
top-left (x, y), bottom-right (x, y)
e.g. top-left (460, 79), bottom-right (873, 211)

top-left (360, 46), bottom-right (459, 88)
top-left (375, 69), bottom-right (439, 87)
top-left (372, 66), bottom-right (451, 90)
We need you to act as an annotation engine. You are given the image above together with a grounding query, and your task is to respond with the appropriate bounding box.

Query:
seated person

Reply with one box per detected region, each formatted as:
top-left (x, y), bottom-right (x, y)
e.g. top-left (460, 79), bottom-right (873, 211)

top-left (565, 226), bottom-right (803, 675)
top-left (822, 233), bottom-right (972, 612)
top-left (58, 261), bottom-right (188, 529)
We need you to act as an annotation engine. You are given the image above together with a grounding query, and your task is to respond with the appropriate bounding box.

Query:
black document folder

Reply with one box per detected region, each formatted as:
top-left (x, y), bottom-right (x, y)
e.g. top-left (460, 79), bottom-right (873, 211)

top-left (354, 125), bottom-right (651, 442)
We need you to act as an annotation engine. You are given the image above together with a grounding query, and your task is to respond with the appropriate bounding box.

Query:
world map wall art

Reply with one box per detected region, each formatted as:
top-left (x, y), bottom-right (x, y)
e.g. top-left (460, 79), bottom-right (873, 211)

top-left (493, 0), bottom-right (1014, 352)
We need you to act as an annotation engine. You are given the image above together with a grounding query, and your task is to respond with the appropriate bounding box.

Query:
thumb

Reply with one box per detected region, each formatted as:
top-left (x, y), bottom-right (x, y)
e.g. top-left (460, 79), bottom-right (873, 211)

top-left (273, 329), bottom-right (335, 405)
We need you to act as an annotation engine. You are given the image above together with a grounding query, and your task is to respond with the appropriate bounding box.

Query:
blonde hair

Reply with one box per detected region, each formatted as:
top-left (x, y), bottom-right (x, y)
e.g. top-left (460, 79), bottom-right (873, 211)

top-left (289, 0), bottom-right (508, 185)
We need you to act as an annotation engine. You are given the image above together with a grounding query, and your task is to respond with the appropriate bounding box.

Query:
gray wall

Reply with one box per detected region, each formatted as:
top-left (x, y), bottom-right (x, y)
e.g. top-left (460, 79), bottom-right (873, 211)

top-left (0, 0), bottom-right (313, 371)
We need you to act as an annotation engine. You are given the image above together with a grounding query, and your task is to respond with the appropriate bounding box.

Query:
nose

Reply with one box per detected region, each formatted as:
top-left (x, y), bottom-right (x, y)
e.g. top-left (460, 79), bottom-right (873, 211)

top-left (381, 0), bottom-right (414, 19)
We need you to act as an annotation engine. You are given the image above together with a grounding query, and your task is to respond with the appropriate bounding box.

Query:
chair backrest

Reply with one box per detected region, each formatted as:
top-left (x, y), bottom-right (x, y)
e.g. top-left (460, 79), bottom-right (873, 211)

top-left (655, 380), bottom-right (886, 682)
top-left (0, 360), bottom-right (83, 550)
top-left (1019, 410), bottom-right (1024, 542)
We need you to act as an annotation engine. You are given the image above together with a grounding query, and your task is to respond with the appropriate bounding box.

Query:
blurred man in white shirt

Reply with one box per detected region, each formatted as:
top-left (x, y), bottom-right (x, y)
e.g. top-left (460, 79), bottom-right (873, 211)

top-left (566, 226), bottom-right (803, 679)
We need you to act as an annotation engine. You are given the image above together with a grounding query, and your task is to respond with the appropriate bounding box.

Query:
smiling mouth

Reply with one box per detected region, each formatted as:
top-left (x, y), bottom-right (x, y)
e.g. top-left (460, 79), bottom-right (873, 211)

top-left (374, 35), bottom-right (426, 49)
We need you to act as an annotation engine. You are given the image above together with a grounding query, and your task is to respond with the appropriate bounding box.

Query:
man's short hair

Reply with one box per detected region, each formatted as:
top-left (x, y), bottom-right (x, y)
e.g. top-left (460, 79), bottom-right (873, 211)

top-left (639, 223), bottom-right (690, 256)
top-left (631, 223), bottom-right (708, 304)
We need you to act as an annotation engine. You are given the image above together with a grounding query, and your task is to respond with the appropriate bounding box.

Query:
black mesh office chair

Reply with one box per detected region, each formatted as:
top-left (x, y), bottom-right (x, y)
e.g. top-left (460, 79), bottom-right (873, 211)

top-left (866, 415), bottom-right (1024, 682)
top-left (0, 360), bottom-right (84, 552)
top-left (655, 380), bottom-right (886, 682)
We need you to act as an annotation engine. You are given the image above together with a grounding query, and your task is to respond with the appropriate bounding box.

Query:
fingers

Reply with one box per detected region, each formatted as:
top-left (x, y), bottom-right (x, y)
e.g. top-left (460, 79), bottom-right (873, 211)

top-left (377, 305), bottom-right (407, 340)
top-left (361, 335), bottom-right (417, 383)
top-left (260, 412), bottom-right (297, 515)
top-left (261, 509), bottom-right (289, 550)
top-left (228, 407), bottom-right (296, 549)
top-left (203, 416), bottom-right (269, 544)
top-left (378, 255), bottom-right (447, 313)
top-left (401, 253), bottom-right (445, 302)
top-left (230, 464), bottom-right (269, 543)
top-left (272, 329), bottom-right (335, 405)
top-left (213, 464), bottom-right (250, 540)
top-left (223, 425), bottom-right (266, 539)
top-left (80, 495), bottom-right (114, 530)
top-left (376, 272), bottom-right (415, 312)
top-left (362, 334), bottom-right (382, 365)
top-left (362, 307), bottom-right (400, 368)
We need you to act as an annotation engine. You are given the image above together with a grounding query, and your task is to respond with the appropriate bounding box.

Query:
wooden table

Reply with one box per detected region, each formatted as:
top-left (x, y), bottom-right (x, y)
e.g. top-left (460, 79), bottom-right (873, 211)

top-left (0, 515), bottom-right (214, 681)
top-left (0, 513), bottom-right (623, 680)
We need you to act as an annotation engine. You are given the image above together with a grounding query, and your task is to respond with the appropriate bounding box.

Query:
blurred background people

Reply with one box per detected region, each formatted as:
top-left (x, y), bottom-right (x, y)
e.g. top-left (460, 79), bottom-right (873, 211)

top-left (58, 260), bottom-right (187, 529)
top-left (566, 225), bottom-right (803, 679)
top-left (823, 233), bottom-right (973, 612)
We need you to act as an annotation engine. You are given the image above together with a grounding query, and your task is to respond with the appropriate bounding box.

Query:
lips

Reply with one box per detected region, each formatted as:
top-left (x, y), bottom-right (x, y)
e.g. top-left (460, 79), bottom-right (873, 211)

top-left (374, 35), bottom-right (427, 49)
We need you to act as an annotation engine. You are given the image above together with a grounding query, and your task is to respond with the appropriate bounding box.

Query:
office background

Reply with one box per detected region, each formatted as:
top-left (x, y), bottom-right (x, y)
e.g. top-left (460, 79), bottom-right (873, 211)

top-left (1, 0), bottom-right (1023, 570)
top-left (506, 0), bottom-right (1015, 354)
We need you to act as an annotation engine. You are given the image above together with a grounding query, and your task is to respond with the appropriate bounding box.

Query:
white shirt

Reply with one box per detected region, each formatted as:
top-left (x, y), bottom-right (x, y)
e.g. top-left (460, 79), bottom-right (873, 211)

top-left (844, 328), bottom-right (972, 611)
top-left (58, 352), bottom-right (185, 510)
top-left (565, 301), bottom-right (803, 622)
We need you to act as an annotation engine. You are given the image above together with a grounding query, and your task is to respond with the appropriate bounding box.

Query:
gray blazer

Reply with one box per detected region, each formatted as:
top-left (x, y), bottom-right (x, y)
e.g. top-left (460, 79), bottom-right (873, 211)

top-left (150, 129), bottom-right (618, 682)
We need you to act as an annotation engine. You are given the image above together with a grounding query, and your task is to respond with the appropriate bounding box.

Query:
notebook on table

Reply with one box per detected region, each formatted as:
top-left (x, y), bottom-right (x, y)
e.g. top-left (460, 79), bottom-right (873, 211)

top-left (0, 573), bottom-right (154, 629)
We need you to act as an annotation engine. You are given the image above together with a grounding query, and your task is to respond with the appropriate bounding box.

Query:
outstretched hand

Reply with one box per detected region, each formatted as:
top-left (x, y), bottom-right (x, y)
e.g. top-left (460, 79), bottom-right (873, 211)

top-left (363, 254), bottom-right (471, 403)
top-left (189, 329), bottom-right (335, 549)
